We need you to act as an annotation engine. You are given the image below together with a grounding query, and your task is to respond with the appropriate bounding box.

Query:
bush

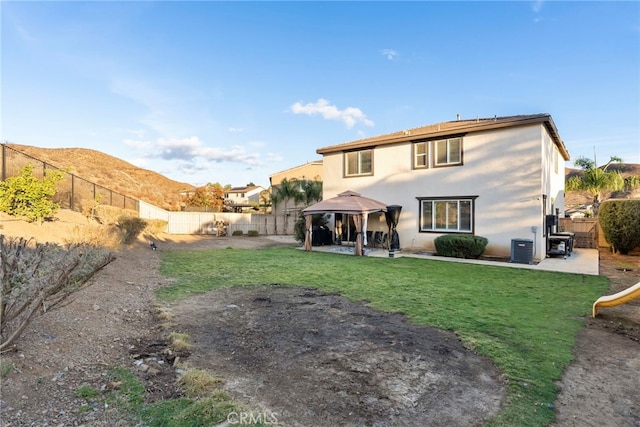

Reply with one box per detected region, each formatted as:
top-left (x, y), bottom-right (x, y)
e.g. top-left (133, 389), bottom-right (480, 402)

top-left (145, 219), bottom-right (168, 235)
top-left (93, 205), bottom-right (138, 225)
top-left (0, 164), bottom-right (65, 224)
top-left (65, 224), bottom-right (123, 250)
top-left (434, 235), bottom-right (488, 259)
top-left (294, 214), bottom-right (329, 243)
top-left (247, 230), bottom-right (259, 237)
top-left (117, 216), bottom-right (148, 244)
top-left (0, 236), bottom-right (115, 351)
top-left (599, 199), bottom-right (640, 255)
top-left (231, 230), bottom-right (243, 236)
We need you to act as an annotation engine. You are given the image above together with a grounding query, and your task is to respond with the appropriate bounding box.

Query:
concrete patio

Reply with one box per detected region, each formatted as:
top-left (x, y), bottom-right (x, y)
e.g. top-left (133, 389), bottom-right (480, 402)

top-left (304, 244), bottom-right (600, 276)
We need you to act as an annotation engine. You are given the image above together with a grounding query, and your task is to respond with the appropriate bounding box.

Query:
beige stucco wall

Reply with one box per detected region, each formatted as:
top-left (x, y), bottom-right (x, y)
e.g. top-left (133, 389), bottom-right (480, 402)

top-left (322, 124), bottom-right (564, 261)
top-left (270, 161), bottom-right (323, 216)
top-left (270, 162), bottom-right (323, 186)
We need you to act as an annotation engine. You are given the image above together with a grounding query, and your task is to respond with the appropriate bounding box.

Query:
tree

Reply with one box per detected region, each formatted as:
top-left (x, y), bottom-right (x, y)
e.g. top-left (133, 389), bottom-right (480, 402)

top-left (182, 183), bottom-right (226, 211)
top-left (299, 179), bottom-right (323, 207)
top-left (271, 178), bottom-right (303, 234)
top-left (566, 155), bottom-right (624, 216)
top-left (259, 189), bottom-right (271, 213)
top-left (599, 199), bottom-right (640, 254)
top-left (0, 164), bottom-right (66, 224)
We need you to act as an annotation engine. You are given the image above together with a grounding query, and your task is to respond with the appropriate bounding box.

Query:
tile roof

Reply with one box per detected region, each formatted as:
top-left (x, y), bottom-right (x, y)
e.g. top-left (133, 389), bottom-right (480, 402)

top-left (226, 185), bottom-right (263, 193)
top-left (317, 113), bottom-right (570, 160)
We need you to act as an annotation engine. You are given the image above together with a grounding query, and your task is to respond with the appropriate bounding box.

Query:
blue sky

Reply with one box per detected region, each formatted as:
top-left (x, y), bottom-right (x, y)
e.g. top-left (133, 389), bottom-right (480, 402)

top-left (2, 1), bottom-right (639, 188)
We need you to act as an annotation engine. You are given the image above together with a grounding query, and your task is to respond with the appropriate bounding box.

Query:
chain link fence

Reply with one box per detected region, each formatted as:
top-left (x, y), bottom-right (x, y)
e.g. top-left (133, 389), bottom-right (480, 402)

top-left (1, 144), bottom-right (139, 214)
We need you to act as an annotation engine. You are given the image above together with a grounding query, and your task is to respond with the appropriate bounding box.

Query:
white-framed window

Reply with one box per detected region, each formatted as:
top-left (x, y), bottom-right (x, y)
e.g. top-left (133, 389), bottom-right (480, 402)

top-left (434, 137), bottom-right (462, 166)
top-left (553, 148), bottom-right (559, 174)
top-left (414, 141), bottom-right (429, 168)
top-left (413, 137), bottom-right (463, 169)
top-left (418, 197), bottom-right (476, 233)
top-left (345, 149), bottom-right (373, 177)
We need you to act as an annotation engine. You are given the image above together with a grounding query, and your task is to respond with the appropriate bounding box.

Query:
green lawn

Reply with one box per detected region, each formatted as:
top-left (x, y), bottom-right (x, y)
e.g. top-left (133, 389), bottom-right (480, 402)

top-left (158, 247), bottom-right (608, 426)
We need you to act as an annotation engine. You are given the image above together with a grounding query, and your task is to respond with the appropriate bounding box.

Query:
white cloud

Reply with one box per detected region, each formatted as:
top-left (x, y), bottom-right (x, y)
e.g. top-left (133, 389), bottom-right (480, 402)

top-left (381, 49), bottom-right (398, 61)
top-left (290, 98), bottom-right (374, 128)
top-left (532, 0), bottom-right (544, 13)
top-left (127, 128), bottom-right (147, 138)
top-left (266, 152), bottom-right (283, 162)
top-left (123, 138), bottom-right (152, 149)
top-left (228, 127), bottom-right (245, 133)
top-left (150, 136), bottom-right (260, 166)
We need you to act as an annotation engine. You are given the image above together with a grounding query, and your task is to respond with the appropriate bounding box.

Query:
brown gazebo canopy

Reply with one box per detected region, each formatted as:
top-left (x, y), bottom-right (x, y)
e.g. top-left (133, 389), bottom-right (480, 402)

top-left (302, 190), bottom-right (388, 256)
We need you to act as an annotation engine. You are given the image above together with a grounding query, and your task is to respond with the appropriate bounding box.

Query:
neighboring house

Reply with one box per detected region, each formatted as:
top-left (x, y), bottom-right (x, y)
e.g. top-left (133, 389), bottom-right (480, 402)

top-left (316, 114), bottom-right (570, 261)
top-left (269, 160), bottom-right (323, 215)
top-left (224, 185), bottom-right (267, 212)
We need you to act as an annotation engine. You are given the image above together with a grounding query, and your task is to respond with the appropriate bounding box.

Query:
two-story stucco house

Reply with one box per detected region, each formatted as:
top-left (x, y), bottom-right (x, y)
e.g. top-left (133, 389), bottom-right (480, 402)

top-left (269, 160), bottom-right (323, 215)
top-left (224, 185), bottom-right (267, 212)
top-left (316, 114), bottom-right (570, 261)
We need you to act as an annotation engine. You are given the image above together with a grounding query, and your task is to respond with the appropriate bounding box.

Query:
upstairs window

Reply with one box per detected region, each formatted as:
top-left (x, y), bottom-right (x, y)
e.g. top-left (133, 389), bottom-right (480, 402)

top-left (413, 137), bottom-right (463, 169)
top-left (345, 149), bottom-right (373, 177)
top-left (414, 142), bottom-right (429, 168)
top-left (435, 137), bottom-right (462, 166)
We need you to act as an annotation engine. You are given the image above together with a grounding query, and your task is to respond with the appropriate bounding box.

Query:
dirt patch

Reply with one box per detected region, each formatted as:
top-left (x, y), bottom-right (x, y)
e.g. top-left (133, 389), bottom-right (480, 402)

top-left (169, 285), bottom-right (505, 426)
top-left (552, 249), bottom-right (640, 427)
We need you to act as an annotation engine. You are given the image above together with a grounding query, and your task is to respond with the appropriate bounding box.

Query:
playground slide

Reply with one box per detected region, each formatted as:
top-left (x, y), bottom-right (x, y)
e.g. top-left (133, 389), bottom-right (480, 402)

top-left (592, 282), bottom-right (640, 317)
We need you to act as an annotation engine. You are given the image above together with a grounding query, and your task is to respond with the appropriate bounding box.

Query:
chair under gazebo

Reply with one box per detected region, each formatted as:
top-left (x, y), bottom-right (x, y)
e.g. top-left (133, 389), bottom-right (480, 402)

top-left (302, 191), bottom-right (401, 256)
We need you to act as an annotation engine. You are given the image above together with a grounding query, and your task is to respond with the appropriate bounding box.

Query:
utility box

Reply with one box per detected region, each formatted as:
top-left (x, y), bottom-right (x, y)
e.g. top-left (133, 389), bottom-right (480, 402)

top-left (511, 239), bottom-right (534, 264)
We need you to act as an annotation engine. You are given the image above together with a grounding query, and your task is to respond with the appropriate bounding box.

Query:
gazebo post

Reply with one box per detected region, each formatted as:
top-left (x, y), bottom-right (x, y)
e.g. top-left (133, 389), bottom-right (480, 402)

top-left (304, 214), bottom-right (312, 251)
top-left (302, 191), bottom-right (389, 256)
top-left (354, 213), bottom-right (363, 256)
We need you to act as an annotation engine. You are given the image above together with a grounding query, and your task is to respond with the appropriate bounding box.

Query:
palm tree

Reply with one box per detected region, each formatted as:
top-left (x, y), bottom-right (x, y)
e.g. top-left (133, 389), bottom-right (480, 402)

top-left (271, 178), bottom-right (303, 234)
top-left (566, 155), bottom-right (624, 215)
top-left (299, 179), bottom-right (323, 207)
top-left (259, 189), bottom-right (271, 213)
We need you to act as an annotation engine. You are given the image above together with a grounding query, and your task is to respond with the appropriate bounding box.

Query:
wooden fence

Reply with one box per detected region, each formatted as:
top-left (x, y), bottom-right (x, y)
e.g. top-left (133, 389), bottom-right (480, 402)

top-left (139, 201), bottom-right (297, 235)
top-left (558, 218), bottom-right (600, 248)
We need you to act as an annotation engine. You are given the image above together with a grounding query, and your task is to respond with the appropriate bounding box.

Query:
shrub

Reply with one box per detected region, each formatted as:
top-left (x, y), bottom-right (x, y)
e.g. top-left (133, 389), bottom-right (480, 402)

top-left (434, 235), bottom-right (488, 259)
top-left (599, 199), bottom-right (640, 254)
top-left (0, 236), bottom-right (115, 351)
top-left (145, 219), bottom-right (168, 235)
top-left (93, 205), bottom-right (138, 225)
top-left (65, 224), bottom-right (123, 250)
top-left (0, 164), bottom-right (66, 224)
top-left (247, 230), bottom-right (259, 237)
top-left (231, 230), bottom-right (243, 236)
top-left (117, 216), bottom-right (148, 244)
top-left (294, 214), bottom-right (329, 243)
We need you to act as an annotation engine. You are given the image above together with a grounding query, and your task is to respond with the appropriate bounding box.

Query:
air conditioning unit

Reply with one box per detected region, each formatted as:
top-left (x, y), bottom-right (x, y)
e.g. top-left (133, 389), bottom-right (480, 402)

top-left (511, 239), bottom-right (534, 264)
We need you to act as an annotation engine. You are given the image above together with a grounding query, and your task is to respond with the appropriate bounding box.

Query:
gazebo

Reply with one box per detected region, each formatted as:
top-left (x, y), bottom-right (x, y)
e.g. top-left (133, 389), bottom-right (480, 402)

top-left (302, 190), bottom-right (389, 256)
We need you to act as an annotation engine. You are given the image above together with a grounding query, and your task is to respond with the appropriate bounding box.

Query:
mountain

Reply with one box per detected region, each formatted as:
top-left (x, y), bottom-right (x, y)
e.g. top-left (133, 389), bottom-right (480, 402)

top-left (6, 143), bottom-right (194, 210)
top-left (565, 163), bottom-right (640, 208)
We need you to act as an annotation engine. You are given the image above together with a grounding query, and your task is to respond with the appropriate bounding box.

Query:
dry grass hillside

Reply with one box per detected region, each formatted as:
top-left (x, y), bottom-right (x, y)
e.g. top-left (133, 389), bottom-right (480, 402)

top-left (4, 143), bottom-right (637, 213)
top-left (6, 143), bottom-right (194, 210)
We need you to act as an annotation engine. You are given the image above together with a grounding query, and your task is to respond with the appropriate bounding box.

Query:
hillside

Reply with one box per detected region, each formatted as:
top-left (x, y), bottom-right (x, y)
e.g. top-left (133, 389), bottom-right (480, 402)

top-left (565, 163), bottom-right (640, 209)
top-left (6, 143), bottom-right (194, 210)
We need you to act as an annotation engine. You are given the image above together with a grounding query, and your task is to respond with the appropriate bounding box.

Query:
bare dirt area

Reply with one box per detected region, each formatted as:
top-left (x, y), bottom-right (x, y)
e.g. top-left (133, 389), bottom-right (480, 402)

top-left (0, 210), bottom-right (639, 426)
top-left (552, 250), bottom-right (640, 427)
top-left (169, 285), bottom-right (505, 427)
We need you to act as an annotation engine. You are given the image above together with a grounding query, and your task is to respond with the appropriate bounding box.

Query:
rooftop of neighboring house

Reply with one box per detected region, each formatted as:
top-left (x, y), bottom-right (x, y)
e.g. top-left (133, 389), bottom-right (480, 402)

top-left (317, 113), bottom-right (570, 160)
top-left (269, 160), bottom-right (323, 186)
top-left (225, 185), bottom-right (265, 194)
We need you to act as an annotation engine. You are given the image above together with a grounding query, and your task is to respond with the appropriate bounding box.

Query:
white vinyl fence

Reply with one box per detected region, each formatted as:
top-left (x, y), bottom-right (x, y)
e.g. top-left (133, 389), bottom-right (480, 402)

top-left (139, 201), bottom-right (297, 235)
